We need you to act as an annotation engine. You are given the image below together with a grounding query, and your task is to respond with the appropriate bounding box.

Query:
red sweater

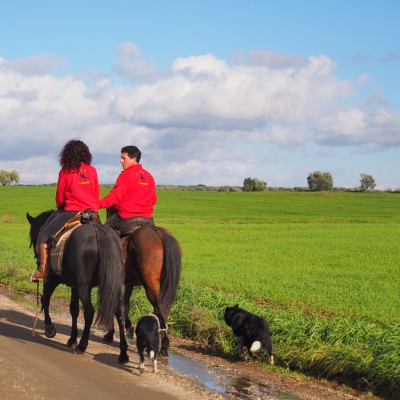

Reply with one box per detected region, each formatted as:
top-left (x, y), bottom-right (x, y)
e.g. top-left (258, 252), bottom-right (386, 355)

top-left (56, 163), bottom-right (100, 212)
top-left (99, 164), bottom-right (157, 218)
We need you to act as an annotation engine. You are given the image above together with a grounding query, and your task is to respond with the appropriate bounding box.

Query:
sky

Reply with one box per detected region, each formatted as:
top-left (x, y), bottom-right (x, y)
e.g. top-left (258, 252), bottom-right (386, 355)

top-left (0, 1), bottom-right (399, 189)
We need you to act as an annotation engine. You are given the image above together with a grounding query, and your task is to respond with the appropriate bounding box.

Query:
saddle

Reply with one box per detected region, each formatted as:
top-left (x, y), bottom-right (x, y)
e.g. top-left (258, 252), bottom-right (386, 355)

top-left (49, 209), bottom-right (101, 275)
top-left (118, 216), bottom-right (155, 237)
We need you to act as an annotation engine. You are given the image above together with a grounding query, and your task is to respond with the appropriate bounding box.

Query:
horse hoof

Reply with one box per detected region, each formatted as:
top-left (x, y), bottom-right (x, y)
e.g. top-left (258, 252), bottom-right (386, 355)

top-left (119, 353), bottom-right (129, 364)
top-left (67, 338), bottom-right (78, 347)
top-left (75, 345), bottom-right (86, 354)
top-left (159, 349), bottom-right (169, 358)
top-left (126, 327), bottom-right (135, 339)
top-left (45, 324), bottom-right (56, 338)
top-left (139, 367), bottom-right (145, 375)
top-left (102, 333), bottom-right (114, 343)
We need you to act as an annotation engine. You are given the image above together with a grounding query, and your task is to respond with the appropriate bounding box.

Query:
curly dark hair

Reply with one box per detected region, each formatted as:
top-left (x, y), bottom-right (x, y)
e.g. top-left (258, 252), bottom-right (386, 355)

top-left (59, 140), bottom-right (93, 171)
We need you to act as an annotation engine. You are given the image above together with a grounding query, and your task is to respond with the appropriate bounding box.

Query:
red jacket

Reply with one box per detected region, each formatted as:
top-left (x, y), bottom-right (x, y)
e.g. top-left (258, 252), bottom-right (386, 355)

top-left (99, 164), bottom-right (157, 218)
top-left (56, 163), bottom-right (100, 212)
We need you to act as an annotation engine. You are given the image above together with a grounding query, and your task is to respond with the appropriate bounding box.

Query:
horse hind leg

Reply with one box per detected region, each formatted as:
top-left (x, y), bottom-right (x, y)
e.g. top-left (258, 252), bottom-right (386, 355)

top-left (67, 288), bottom-right (79, 347)
top-left (124, 283), bottom-right (135, 339)
top-left (75, 290), bottom-right (94, 354)
top-left (103, 283), bottom-right (134, 343)
top-left (143, 284), bottom-right (162, 316)
top-left (115, 287), bottom-right (129, 364)
top-left (102, 327), bottom-right (115, 343)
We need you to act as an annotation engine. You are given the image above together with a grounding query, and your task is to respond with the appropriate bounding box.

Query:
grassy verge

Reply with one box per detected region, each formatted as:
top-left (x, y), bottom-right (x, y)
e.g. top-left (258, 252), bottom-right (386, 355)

top-left (1, 186), bottom-right (399, 397)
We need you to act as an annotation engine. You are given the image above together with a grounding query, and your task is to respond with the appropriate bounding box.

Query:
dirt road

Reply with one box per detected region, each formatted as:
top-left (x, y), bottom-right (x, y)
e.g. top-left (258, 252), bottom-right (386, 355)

top-left (0, 288), bottom-right (378, 400)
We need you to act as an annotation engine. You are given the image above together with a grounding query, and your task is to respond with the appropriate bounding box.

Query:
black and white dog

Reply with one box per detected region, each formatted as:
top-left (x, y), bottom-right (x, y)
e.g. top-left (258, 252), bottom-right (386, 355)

top-left (224, 305), bottom-right (274, 365)
top-left (135, 312), bottom-right (169, 374)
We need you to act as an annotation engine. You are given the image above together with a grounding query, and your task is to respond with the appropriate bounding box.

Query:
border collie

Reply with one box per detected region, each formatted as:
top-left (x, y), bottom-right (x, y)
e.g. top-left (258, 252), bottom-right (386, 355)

top-left (224, 305), bottom-right (274, 365)
top-left (135, 312), bottom-right (169, 374)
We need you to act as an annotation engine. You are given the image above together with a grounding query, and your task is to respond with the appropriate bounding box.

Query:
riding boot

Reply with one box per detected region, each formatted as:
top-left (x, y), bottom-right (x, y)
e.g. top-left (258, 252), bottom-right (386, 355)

top-left (30, 243), bottom-right (48, 282)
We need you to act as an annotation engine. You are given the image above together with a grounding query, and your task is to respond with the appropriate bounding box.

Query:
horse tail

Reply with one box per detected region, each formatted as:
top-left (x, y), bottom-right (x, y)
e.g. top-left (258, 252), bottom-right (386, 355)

top-left (94, 225), bottom-right (124, 329)
top-left (158, 229), bottom-right (182, 320)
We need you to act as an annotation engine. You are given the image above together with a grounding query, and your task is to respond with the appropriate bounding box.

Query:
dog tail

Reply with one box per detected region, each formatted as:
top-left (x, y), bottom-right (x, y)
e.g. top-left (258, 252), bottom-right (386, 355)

top-left (250, 341), bottom-right (261, 352)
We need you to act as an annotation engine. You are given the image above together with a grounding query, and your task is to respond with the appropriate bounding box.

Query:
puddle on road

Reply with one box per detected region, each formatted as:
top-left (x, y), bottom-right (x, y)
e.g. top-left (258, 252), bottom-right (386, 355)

top-left (168, 350), bottom-right (303, 399)
top-left (168, 349), bottom-right (226, 393)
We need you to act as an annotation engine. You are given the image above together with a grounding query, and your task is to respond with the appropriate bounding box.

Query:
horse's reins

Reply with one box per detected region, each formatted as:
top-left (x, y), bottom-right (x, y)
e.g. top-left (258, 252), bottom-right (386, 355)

top-left (31, 238), bottom-right (41, 336)
top-left (32, 281), bottom-right (40, 336)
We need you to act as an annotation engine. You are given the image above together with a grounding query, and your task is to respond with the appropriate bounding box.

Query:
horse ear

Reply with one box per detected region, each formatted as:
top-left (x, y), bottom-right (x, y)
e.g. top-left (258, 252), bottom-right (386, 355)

top-left (26, 212), bottom-right (34, 224)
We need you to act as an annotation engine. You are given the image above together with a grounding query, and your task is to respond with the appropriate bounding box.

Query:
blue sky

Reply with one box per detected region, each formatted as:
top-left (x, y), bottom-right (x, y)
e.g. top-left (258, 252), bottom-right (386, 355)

top-left (0, 1), bottom-right (399, 189)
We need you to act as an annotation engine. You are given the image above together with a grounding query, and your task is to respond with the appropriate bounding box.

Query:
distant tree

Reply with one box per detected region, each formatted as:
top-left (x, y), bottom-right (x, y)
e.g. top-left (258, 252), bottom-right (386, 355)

top-left (243, 177), bottom-right (267, 192)
top-left (0, 169), bottom-right (20, 186)
top-left (359, 174), bottom-right (376, 191)
top-left (243, 178), bottom-right (253, 192)
top-left (10, 170), bottom-right (20, 184)
top-left (307, 171), bottom-right (333, 191)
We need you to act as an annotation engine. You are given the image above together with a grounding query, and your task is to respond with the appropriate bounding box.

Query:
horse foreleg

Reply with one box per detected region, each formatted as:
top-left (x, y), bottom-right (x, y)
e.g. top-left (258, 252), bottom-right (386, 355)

top-left (124, 283), bottom-right (134, 338)
top-left (41, 280), bottom-right (59, 338)
top-left (75, 290), bottom-right (94, 354)
top-left (115, 287), bottom-right (129, 364)
top-left (67, 288), bottom-right (79, 347)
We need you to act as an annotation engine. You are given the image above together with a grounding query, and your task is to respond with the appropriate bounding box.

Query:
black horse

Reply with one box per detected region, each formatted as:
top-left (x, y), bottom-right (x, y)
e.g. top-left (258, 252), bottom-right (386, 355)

top-left (26, 210), bottom-right (129, 364)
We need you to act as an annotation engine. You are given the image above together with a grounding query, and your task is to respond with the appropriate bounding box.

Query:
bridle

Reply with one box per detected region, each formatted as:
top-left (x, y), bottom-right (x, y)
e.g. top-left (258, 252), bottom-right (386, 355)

top-left (29, 233), bottom-right (41, 267)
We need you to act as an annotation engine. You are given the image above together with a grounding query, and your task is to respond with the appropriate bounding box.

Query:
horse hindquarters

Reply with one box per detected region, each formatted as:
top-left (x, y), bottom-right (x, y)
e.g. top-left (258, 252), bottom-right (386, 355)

top-left (66, 225), bottom-right (128, 362)
top-left (132, 226), bottom-right (182, 322)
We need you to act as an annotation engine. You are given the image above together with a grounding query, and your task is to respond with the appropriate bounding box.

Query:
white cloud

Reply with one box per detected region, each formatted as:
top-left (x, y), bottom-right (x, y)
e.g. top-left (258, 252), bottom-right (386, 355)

top-left (0, 54), bottom-right (67, 75)
top-left (0, 45), bottom-right (399, 187)
top-left (114, 42), bottom-right (156, 80)
top-left (233, 49), bottom-right (305, 69)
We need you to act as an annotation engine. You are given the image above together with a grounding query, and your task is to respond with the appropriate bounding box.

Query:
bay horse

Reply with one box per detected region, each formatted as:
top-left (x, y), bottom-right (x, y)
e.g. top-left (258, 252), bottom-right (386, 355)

top-left (26, 210), bottom-right (129, 364)
top-left (102, 212), bottom-right (182, 357)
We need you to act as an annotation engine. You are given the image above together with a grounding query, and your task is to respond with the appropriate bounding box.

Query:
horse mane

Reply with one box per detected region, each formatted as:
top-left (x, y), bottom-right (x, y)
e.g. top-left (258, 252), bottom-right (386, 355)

top-left (28, 210), bottom-right (54, 246)
top-left (36, 210), bottom-right (54, 225)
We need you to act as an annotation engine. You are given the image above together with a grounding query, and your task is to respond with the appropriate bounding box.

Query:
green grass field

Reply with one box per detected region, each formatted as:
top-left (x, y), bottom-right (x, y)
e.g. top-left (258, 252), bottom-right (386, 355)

top-left (1, 186), bottom-right (399, 397)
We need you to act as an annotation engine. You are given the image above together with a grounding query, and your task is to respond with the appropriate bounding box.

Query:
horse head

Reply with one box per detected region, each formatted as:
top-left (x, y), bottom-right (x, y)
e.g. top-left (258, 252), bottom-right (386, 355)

top-left (26, 210), bottom-right (53, 262)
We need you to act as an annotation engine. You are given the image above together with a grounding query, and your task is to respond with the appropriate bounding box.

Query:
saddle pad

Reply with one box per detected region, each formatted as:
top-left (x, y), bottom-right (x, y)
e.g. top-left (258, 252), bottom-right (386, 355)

top-left (49, 224), bottom-right (80, 275)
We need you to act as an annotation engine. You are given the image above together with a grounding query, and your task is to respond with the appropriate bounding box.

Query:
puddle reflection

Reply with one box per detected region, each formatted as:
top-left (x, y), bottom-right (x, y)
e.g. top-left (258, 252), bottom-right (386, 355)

top-left (168, 350), bottom-right (303, 399)
top-left (168, 349), bottom-right (226, 392)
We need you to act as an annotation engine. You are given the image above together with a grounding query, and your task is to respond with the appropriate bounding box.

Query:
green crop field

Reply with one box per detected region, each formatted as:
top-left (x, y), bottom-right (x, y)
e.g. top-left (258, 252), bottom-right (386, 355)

top-left (1, 186), bottom-right (399, 397)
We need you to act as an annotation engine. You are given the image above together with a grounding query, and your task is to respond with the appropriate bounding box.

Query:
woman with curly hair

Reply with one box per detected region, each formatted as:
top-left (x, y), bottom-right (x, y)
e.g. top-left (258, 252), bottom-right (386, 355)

top-left (30, 139), bottom-right (100, 282)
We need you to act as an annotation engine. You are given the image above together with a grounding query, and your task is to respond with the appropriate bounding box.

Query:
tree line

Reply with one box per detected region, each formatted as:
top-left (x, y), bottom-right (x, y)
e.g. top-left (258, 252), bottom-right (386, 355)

top-left (0, 168), bottom-right (378, 192)
top-left (243, 172), bottom-right (376, 192)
